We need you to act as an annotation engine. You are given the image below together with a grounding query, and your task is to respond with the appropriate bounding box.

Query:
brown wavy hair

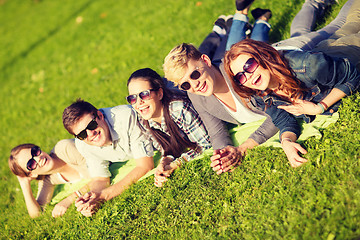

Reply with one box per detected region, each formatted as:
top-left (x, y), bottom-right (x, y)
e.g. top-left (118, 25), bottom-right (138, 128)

top-left (224, 39), bottom-right (304, 102)
top-left (127, 68), bottom-right (198, 158)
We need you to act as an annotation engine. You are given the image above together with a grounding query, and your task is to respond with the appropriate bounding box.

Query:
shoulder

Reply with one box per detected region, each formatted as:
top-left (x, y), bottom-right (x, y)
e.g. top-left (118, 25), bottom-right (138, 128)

top-left (187, 92), bottom-right (217, 106)
top-left (52, 139), bottom-right (76, 159)
top-left (53, 139), bottom-right (86, 165)
top-left (101, 105), bottom-right (135, 120)
top-left (169, 100), bottom-right (188, 112)
top-left (53, 139), bottom-right (75, 152)
top-left (169, 100), bottom-right (195, 118)
top-left (284, 50), bottom-right (330, 70)
top-left (101, 105), bottom-right (137, 129)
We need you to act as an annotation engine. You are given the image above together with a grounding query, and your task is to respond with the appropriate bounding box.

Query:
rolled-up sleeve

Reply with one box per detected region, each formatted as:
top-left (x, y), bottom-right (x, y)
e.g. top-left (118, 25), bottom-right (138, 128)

top-left (254, 97), bottom-right (301, 139)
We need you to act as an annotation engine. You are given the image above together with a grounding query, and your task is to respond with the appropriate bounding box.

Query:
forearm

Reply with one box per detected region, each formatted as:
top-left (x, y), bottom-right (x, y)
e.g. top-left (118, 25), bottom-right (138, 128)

top-left (64, 182), bottom-right (92, 204)
top-left (88, 177), bottom-right (110, 193)
top-left (238, 138), bottom-right (258, 153)
top-left (249, 116), bottom-right (279, 145)
top-left (320, 88), bottom-right (346, 110)
top-left (19, 181), bottom-right (41, 218)
top-left (100, 165), bottom-right (151, 201)
top-left (280, 131), bottom-right (298, 142)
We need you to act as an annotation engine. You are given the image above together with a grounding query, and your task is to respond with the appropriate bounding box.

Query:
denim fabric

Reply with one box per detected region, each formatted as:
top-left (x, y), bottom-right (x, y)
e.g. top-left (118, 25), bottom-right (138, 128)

top-left (253, 50), bottom-right (360, 138)
top-left (198, 32), bottom-right (222, 60)
top-left (226, 13), bottom-right (271, 50)
top-left (273, 0), bottom-right (353, 51)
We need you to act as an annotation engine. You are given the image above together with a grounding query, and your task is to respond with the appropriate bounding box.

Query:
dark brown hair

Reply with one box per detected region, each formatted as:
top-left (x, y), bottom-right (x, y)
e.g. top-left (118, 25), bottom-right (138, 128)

top-left (224, 39), bottom-right (304, 102)
top-left (127, 68), bottom-right (197, 158)
top-left (62, 99), bottom-right (98, 135)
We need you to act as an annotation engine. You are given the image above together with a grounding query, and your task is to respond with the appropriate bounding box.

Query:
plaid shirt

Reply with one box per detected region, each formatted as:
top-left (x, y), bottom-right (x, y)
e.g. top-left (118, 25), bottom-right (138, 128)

top-left (145, 100), bottom-right (211, 161)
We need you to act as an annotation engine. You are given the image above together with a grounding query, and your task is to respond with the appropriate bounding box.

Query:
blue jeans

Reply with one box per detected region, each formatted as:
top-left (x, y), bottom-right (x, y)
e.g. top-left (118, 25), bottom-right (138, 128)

top-left (226, 13), bottom-right (271, 50)
top-left (273, 0), bottom-right (353, 51)
top-left (204, 13), bottom-right (271, 65)
top-left (198, 32), bottom-right (222, 60)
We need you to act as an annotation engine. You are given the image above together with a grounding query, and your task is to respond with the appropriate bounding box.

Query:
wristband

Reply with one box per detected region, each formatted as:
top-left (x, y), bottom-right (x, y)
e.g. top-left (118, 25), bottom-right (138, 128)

top-left (317, 102), bottom-right (325, 114)
top-left (160, 155), bottom-right (174, 162)
top-left (319, 101), bottom-right (328, 110)
top-left (75, 190), bottom-right (82, 197)
top-left (179, 154), bottom-right (189, 163)
top-left (317, 101), bottom-right (328, 114)
top-left (172, 158), bottom-right (182, 167)
top-left (281, 138), bottom-right (292, 144)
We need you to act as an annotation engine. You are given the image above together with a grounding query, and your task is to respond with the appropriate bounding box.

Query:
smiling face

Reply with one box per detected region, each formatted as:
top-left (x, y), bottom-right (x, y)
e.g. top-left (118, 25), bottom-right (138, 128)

top-left (127, 78), bottom-right (164, 122)
top-left (176, 55), bottom-right (220, 96)
top-left (229, 54), bottom-right (274, 91)
top-left (71, 111), bottom-right (112, 147)
top-left (16, 147), bottom-right (54, 177)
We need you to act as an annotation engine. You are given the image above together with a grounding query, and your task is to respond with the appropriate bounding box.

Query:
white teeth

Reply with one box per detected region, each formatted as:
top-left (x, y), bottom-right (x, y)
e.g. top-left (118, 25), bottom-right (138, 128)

top-left (139, 106), bottom-right (149, 110)
top-left (198, 83), bottom-right (205, 92)
top-left (42, 157), bottom-right (47, 167)
top-left (253, 76), bottom-right (260, 85)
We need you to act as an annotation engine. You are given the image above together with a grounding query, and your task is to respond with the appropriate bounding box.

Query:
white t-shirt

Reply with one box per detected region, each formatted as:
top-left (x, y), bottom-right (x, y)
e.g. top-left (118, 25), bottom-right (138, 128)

top-left (75, 105), bottom-right (154, 178)
top-left (219, 75), bottom-right (265, 123)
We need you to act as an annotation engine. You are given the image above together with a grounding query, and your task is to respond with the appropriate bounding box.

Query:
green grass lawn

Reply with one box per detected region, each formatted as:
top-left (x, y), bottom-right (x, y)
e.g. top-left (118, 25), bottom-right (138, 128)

top-left (1, 0), bottom-right (360, 239)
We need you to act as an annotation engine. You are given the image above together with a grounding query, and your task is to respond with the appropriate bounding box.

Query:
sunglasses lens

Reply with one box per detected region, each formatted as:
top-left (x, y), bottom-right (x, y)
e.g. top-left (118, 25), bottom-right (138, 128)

top-left (234, 72), bottom-right (247, 85)
top-left (180, 82), bottom-right (191, 91)
top-left (87, 119), bottom-right (98, 131)
top-left (139, 90), bottom-right (151, 101)
top-left (31, 146), bottom-right (41, 157)
top-left (75, 117), bottom-right (98, 140)
top-left (27, 159), bottom-right (38, 171)
top-left (190, 70), bottom-right (201, 80)
top-left (244, 58), bottom-right (258, 73)
top-left (126, 95), bottom-right (137, 105)
top-left (27, 159), bottom-right (37, 171)
top-left (76, 130), bottom-right (87, 140)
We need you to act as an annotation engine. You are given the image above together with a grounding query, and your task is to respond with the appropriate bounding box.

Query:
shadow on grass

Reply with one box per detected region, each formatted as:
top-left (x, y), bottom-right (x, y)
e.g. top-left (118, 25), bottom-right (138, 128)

top-left (1, 0), bottom-right (94, 72)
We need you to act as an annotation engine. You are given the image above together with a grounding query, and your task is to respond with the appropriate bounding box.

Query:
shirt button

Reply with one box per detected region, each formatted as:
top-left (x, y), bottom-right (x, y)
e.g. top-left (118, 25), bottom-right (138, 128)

top-left (329, 109), bottom-right (334, 113)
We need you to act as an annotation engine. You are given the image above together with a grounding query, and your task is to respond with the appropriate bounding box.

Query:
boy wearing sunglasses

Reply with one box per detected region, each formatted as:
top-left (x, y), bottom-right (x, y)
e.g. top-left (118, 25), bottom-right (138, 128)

top-left (62, 99), bottom-right (154, 216)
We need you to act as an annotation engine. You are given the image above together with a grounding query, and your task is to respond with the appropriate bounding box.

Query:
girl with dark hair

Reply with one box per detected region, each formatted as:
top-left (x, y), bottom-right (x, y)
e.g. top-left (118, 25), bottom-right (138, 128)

top-left (9, 139), bottom-right (90, 218)
top-left (224, 15), bottom-right (360, 167)
top-left (127, 68), bottom-right (211, 187)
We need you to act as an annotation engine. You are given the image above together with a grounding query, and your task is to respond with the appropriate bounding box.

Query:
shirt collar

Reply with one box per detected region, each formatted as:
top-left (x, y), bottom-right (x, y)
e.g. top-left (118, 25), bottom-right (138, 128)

top-left (148, 117), bottom-right (167, 132)
top-left (100, 108), bottom-right (119, 149)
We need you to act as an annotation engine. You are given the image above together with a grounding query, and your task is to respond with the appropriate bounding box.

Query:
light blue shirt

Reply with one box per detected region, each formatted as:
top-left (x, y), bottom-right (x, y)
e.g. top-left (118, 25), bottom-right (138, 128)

top-left (75, 105), bottom-right (154, 178)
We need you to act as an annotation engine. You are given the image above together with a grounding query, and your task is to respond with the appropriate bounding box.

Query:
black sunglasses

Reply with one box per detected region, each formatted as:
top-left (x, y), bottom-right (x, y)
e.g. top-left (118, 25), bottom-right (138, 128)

top-left (180, 67), bottom-right (204, 91)
top-left (233, 58), bottom-right (259, 85)
top-left (74, 116), bottom-right (98, 140)
top-left (26, 146), bottom-right (42, 171)
top-left (126, 89), bottom-right (157, 105)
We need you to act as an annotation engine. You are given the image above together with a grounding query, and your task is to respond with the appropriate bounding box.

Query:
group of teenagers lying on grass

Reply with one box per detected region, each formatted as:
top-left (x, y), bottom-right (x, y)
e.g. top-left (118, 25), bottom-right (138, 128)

top-left (8, 0), bottom-right (360, 218)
